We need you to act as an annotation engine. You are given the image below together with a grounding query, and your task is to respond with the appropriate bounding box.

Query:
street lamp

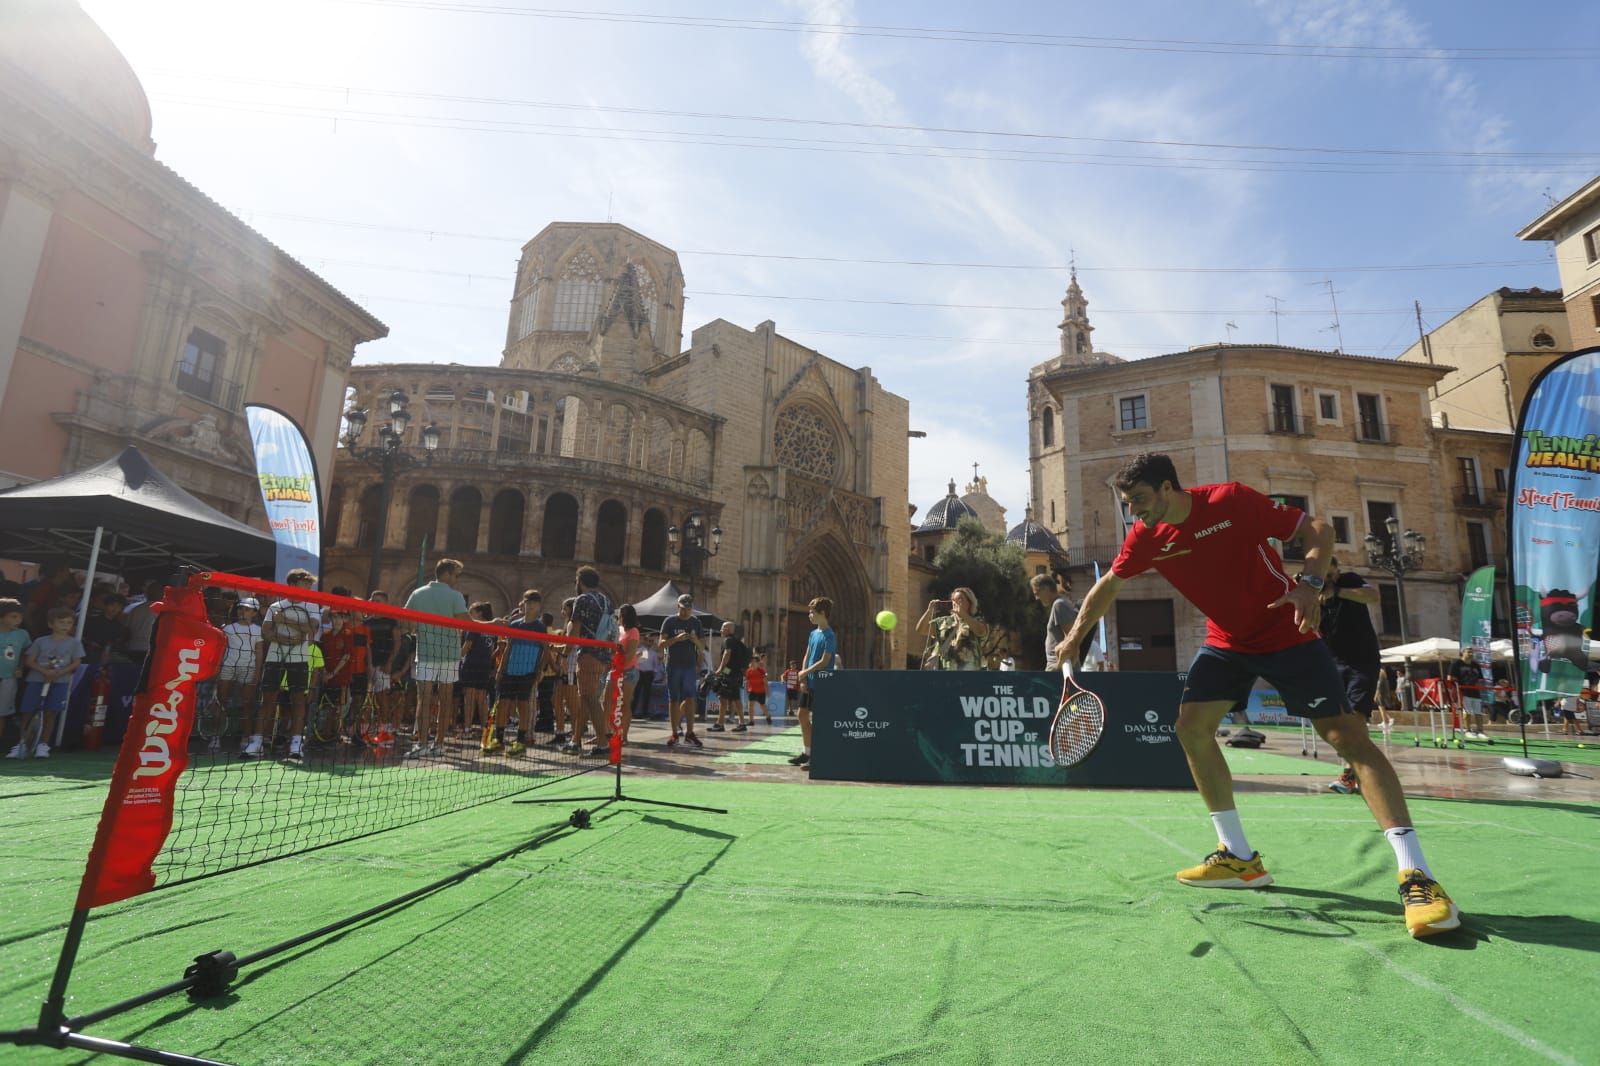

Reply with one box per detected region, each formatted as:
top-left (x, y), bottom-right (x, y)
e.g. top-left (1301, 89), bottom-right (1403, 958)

top-left (341, 388), bottom-right (441, 597)
top-left (1364, 515), bottom-right (1426, 643)
top-left (666, 512), bottom-right (722, 603)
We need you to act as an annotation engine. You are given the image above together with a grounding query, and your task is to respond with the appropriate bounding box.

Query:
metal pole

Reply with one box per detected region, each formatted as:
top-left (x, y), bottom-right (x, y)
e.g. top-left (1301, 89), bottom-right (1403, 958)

top-left (1394, 567), bottom-right (1412, 644)
top-left (59, 526), bottom-right (105, 747)
top-left (365, 458), bottom-right (394, 598)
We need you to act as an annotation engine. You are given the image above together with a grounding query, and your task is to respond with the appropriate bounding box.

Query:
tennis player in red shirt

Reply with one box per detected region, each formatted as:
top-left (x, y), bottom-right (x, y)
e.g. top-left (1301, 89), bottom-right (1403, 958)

top-left (1060, 454), bottom-right (1459, 938)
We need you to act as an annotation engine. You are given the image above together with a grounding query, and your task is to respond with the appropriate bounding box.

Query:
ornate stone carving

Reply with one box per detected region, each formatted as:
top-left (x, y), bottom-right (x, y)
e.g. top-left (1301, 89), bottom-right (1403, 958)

top-left (773, 405), bottom-right (840, 483)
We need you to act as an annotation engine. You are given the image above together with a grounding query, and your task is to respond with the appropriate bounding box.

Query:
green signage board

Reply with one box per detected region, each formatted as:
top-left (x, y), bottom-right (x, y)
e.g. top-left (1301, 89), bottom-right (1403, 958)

top-left (810, 670), bottom-right (1195, 788)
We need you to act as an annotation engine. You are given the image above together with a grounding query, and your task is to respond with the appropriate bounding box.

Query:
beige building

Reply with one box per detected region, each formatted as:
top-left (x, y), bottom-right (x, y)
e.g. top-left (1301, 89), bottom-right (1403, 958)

top-left (1519, 175), bottom-right (1600, 343)
top-left (1396, 287), bottom-right (1568, 431)
top-left (324, 223), bottom-right (911, 670)
top-left (0, 0), bottom-right (386, 522)
top-left (1027, 279), bottom-right (1514, 667)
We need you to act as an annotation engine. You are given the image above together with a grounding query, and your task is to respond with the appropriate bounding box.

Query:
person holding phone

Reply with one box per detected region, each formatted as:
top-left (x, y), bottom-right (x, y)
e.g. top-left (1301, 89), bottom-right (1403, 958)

top-left (915, 588), bottom-right (988, 670)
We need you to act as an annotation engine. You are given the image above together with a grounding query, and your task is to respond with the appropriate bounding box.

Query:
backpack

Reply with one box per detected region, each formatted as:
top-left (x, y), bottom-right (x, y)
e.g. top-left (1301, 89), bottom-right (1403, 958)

top-left (586, 592), bottom-right (618, 645)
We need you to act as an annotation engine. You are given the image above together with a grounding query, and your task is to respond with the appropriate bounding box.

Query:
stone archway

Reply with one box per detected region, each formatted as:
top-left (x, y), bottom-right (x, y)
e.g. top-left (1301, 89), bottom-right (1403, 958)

top-left (785, 532), bottom-right (872, 670)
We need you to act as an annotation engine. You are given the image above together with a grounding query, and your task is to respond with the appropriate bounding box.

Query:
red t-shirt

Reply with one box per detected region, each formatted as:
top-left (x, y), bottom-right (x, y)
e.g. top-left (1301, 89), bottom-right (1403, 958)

top-left (745, 665), bottom-right (767, 693)
top-left (320, 629), bottom-right (358, 685)
top-left (1111, 482), bottom-right (1313, 654)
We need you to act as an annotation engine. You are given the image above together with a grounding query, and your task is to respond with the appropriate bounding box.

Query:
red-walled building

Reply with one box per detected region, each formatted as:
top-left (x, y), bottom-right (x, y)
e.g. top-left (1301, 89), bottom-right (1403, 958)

top-left (0, 0), bottom-right (386, 528)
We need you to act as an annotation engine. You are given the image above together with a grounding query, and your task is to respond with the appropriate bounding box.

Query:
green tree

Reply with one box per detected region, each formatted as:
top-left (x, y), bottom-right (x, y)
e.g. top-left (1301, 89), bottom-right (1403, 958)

top-left (929, 517), bottom-right (1042, 664)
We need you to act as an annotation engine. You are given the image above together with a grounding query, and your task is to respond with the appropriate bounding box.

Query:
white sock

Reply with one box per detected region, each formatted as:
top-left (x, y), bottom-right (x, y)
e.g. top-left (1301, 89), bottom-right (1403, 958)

top-left (290, 734), bottom-right (303, 751)
top-left (1210, 810), bottom-right (1253, 858)
top-left (1385, 827), bottom-right (1432, 877)
top-left (803, 746), bottom-right (811, 755)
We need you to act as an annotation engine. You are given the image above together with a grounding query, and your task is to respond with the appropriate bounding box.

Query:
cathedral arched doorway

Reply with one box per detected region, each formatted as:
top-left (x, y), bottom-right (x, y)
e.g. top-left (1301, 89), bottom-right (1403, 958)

top-left (785, 533), bottom-right (872, 671)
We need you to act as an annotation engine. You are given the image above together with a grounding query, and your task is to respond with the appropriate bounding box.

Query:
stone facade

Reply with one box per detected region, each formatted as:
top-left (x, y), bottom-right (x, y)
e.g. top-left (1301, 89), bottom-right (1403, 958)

top-left (1396, 287), bottom-right (1568, 431)
top-left (1520, 175), bottom-right (1600, 349)
top-left (1028, 309), bottom-right (1517, 667)
top-left (325, 224), bottom-right (911, 671)
top-left (0, 2), bottom-right (387, 523)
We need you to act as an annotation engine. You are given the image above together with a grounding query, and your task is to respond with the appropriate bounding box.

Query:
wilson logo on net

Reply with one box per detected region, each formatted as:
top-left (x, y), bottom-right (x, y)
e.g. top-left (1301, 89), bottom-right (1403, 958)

top-left (133, 645), bottom-right (206, 781)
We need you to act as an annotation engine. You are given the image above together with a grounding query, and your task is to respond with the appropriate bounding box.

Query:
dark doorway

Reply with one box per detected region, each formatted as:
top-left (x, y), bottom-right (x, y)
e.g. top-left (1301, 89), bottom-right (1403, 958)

top-left (542, 493), bottom-right (578, 560)
top-left (1115, 599), bottom-right (1177, 671)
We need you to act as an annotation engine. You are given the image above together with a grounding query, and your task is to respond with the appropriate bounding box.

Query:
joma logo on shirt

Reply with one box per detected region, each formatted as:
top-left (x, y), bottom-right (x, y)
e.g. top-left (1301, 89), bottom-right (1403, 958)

top-left (1191, 520), bottom-right (1233, 539)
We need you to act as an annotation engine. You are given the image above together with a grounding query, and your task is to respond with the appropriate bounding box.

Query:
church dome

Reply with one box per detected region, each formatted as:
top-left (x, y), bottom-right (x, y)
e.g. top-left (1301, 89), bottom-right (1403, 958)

top-left (1006, 511), bottom-right (1065, 554)
top-left (2, 1), bottom-right (155, 154)
top-left (917, 478), bottom-right (977, 532)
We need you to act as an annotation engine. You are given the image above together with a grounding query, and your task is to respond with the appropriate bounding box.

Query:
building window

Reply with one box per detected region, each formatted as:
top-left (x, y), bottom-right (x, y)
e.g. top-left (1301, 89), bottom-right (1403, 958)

top-left (177, 328), bottom-right (225, 404)
top-left (1331, 514), bottom-right (1351, 546)
top-left (355, 485), bottom-right (384, 550)
top-left (1367, 500), bottom-right (1397, 554)
top-left (1118, 394), bottom-right (1148, 431)
top-left (1465, 520), bottom-right (1490, 571)
top-left (1272, 495), bottom-right (1310, 560)
top-left (446, 486), bottom-right (482, 553)
top-left (1041, 405), bottom-right (1054, 448)
top-left (1316, 390), bottom-right (1340, 423)
top-left (542, 493), bottom-right (578, 560)
top-left (553, 252), bottom-right (603, 332)
top-left (1457, 456), bottom-right (1481, 504)
top-left (489, 490), bottom-right (525, 554)
top-left (640, 508), bottom-right (668, 571)
top-left (1585, 225), bottom-right (1600, 264)
top-left (1532, 330), bottom-right (1556, 349)
top-left (1356, 393), bottom-right (1385, 442)
top-left (1378, 584), bottom-right (1402, 636)
top-left (773, 405), bottom-right (841, 482)
top-left (1592, 294), bottom-right (1600, 329)
top-left (513, 288), bottom-right (541, 341)
top-left (594, 499), bottom-right (627, 565)
top-left (405, 485), bottom-right (441, 552)
top-left (1049, 500), bottom-right (1056, 525)
top-left (1494, 467), bottom-right (1507, 492)
top-left (1270, 383), bottom-right (1299, 434)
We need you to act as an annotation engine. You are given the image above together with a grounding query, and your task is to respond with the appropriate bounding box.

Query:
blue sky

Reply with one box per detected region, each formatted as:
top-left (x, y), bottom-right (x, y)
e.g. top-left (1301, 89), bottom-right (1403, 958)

top-left (80, 0), bottom-right (1600, 519)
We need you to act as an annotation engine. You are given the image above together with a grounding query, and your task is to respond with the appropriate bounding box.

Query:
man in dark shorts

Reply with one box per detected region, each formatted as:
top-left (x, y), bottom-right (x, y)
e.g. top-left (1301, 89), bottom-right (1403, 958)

top-left (659, 594), bottom-right (704, 749)
top-left (1061, 453), bottom-right (1459, 938)
top-left (1317, 557), bottom-right (1382, 794)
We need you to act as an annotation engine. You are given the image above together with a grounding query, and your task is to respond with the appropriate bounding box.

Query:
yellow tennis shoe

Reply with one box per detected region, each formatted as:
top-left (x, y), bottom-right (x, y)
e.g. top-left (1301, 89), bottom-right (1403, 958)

top-left (1176, 845), bottom-right (1273, 888)
top-left (1398, 870), bottom-right (1461, 937)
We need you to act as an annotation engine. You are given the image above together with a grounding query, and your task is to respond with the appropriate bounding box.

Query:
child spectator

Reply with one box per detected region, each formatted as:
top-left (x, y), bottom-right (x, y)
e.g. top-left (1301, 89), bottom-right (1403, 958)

top-left (460, 601), bottom-right (497, 744)
top-left (0, 598), bottom-right (32, 751)
top-left (493, 590), bottom-right (545, 755)
top-left (746, 654), bottom-right (770, 726)
top-left (387, 631), bottom-right (416, 731)
top-left (248, 568), bottom-right (319, 762)
top-left (219, 598), bottom-right (262, 749)
top-left (787, 597), bottom-right (834, 769)
top-left (12, 606), bottom-right (84, 758)
top-left (783, 660), bottom-right (800, 717)
top-left (81, 593), bottom-right (128, 664)
top-left (320, 611), bottom-right (358, 726)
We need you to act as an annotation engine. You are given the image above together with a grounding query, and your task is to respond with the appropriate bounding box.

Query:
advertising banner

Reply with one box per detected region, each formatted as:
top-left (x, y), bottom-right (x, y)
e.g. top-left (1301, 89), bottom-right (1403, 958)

top-left (77, 586), bottom-right (224, 907)
top-left (245, 404), bottom-right (322, 582)
top-left (810, 670), bottom-right (1194, 788)
top-left (1460, 566), bottom-right (1496, 648)
top-left (1508, 348), bottom-right (1600, 709)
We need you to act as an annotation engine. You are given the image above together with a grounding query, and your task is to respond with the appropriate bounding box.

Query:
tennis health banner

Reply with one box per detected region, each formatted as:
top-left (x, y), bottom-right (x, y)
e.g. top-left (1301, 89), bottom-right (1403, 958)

top-left (1508, 346), bottom-right (1600, 709)
top-left (246, 404), bottom-right (322, 582)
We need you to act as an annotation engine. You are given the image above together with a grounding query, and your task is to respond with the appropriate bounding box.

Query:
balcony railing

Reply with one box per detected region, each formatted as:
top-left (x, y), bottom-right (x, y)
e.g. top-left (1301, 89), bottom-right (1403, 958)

top-left (1462, 551), bottom-right (1503, 574)
top-left (422, 447), bottom-right (714, 495)
top-left (1456, 488), bottom-right (1501, 510)
top-left (173, 365), bottom-right (243, 410)
top-left (1355, 420), bottom-right (1395, 444)
top-left (1266, 410), bottom-right (1312, 436)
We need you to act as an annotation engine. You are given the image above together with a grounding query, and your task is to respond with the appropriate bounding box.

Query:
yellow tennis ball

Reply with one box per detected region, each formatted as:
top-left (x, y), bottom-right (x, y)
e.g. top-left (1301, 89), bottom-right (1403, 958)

top-left (875, 610), bottom-right (898, 630)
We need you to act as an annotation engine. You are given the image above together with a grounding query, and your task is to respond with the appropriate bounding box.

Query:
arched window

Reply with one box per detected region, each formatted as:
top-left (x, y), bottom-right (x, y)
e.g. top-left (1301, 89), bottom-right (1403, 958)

top-left (741, 610), bottom-right (751, 641)
top-left (553, 252), bottom-right (603, 332)
top-left (594, 499), bottom-right (627, 565)
top-left (488, 490), bottom-right (525, 555)
top-left (686, 428), bottom-right (711, 483)
top-left (1041, 405), bottom-right (1055, 448)
top-left (1050, 500), bottom-right (1056, 525)
top-left (325, 483), bottom-right (344, 546)
top-left (447, 486), bottom-right (482, 553)
top-left (356, 485), bottom-right (384, 549)
top-left (640, 508), bottom-right (668, 571)
top-left (405, 485), bottom-right (440, 552)
top-left (1533, 330), bottom-right (1556, 349)
top-left (542, 493), bottom-right (578, 560)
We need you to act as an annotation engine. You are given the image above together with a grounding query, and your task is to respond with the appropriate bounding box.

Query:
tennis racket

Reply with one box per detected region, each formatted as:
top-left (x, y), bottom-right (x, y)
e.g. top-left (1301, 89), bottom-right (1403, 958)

top-left (1048, 661), bottom-right (1105, 768)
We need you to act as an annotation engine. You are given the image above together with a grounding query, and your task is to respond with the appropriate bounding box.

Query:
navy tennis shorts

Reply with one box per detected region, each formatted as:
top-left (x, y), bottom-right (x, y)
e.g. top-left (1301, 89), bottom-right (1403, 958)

top-left (1182, 641), bottom-right (1351, 719)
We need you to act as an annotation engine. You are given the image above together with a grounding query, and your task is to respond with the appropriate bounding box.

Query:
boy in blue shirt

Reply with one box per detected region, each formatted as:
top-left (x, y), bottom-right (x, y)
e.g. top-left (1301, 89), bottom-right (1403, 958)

top-left (491, 590), bottom-right (546, 755)
top-left (13, 607), bottom-right (84, 758)
top-left (788, 596), bottom-right (835, 769)
top-left (0, 598), bottom-right (33, 752)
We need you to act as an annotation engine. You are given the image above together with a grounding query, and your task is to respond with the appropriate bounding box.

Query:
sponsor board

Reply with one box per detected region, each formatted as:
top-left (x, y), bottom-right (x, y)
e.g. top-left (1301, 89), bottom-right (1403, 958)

top-left (810, 671), bottom-right (1193, 788)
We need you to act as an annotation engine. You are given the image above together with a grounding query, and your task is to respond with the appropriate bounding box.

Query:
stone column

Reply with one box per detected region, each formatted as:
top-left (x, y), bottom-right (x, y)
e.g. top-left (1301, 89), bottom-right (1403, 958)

top-left (523, 490), bottom-right (544, 557)
top-left (624, 498), bottom-right (644, 568)
top-left (575, 489), bottom-right (598, 562)
top-left (476, 493), bottom-right (493, 554)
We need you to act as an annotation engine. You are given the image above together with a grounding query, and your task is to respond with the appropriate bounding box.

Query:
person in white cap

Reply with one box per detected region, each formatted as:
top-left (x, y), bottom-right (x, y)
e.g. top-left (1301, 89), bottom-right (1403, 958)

top-left (220, 597), bottom-right (262, 752)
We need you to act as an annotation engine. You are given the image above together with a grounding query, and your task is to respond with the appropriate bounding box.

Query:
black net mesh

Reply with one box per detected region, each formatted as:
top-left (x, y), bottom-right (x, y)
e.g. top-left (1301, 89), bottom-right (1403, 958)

top-left (152, 574), bottom-right (622, 890)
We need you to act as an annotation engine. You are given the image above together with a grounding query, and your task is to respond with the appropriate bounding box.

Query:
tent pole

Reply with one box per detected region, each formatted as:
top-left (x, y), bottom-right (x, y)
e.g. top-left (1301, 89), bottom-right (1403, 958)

top-left (58, 526), bottom-right (104, 748)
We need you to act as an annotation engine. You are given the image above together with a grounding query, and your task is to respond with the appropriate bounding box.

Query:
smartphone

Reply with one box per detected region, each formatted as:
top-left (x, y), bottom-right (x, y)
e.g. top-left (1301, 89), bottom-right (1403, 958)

top-left (935, 600), bottom-right (952, 616)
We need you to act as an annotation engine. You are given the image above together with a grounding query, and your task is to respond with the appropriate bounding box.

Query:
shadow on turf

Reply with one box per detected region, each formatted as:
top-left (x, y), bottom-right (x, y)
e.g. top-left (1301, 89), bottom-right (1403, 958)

top-left (502, 814), bottom-right (736, 1065)
top-left (1262, 886), bottom-right (1600, 953)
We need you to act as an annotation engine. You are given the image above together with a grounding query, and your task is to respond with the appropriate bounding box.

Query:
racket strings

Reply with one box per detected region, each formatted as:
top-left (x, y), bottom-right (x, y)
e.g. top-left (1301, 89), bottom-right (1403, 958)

top-left (1049, 692), bottom-right (1105, 766)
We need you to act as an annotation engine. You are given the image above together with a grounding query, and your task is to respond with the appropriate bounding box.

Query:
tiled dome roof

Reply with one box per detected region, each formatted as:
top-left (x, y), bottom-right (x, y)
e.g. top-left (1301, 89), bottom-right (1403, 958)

top-left (917, 479), bottom-right (976, 532)
top-left (1005, 512), bottom-right (1065, 554)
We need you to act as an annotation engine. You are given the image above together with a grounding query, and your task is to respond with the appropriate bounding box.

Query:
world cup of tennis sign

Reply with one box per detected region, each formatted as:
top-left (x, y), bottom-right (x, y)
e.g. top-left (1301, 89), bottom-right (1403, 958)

top-left (78, 586), bottom-right (224, 908)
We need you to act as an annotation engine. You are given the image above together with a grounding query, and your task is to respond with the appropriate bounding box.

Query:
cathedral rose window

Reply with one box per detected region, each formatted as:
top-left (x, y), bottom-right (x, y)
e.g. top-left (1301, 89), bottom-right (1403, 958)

top-left (773, 405), bottom-right (840, 482)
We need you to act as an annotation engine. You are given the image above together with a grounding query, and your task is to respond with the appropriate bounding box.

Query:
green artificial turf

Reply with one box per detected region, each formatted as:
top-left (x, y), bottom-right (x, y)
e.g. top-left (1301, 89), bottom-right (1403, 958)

top-left (2, 759), bottom-right (1597, 1065)
top-left (711, 725), bottom-right (805, 764)
top-left (1251, 723), bottom-right (1600, 769)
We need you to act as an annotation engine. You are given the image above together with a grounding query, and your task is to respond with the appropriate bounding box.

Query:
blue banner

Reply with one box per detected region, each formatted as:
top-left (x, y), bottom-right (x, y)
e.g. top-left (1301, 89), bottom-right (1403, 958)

top-left (1508, 347), bottom-right (1600, 708)
top-left (245, 405), bottom-right (322, 582)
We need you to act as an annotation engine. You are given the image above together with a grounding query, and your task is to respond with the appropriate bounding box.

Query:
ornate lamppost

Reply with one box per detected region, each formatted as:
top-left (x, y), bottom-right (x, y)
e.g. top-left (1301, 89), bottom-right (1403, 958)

top-left (1364, 514), bottom-right (1425, 643)
top-left (340, 389), bottom-right (440, 597)
top-left (667, 512), bottom-right (722, 603)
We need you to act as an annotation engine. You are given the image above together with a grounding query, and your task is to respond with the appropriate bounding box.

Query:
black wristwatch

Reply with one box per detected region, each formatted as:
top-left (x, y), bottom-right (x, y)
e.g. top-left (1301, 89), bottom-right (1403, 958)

top-left (1296, 573), bottom-right (1326, 591)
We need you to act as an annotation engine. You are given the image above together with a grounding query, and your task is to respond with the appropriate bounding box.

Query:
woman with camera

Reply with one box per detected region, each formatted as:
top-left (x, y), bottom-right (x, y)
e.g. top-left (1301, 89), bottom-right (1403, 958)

top-left (916, 588), bottom-right (988, 670)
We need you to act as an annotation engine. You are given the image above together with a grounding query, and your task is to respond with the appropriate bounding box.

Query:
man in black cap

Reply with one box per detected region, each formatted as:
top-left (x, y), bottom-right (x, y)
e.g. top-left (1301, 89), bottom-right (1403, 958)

top-left (659, 593), bottom-right (705, 749)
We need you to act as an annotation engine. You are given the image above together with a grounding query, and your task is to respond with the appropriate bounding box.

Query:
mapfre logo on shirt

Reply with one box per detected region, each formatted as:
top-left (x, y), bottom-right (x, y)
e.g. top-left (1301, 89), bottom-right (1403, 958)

top-left (1191, 519), bottom-right (1233, 540)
